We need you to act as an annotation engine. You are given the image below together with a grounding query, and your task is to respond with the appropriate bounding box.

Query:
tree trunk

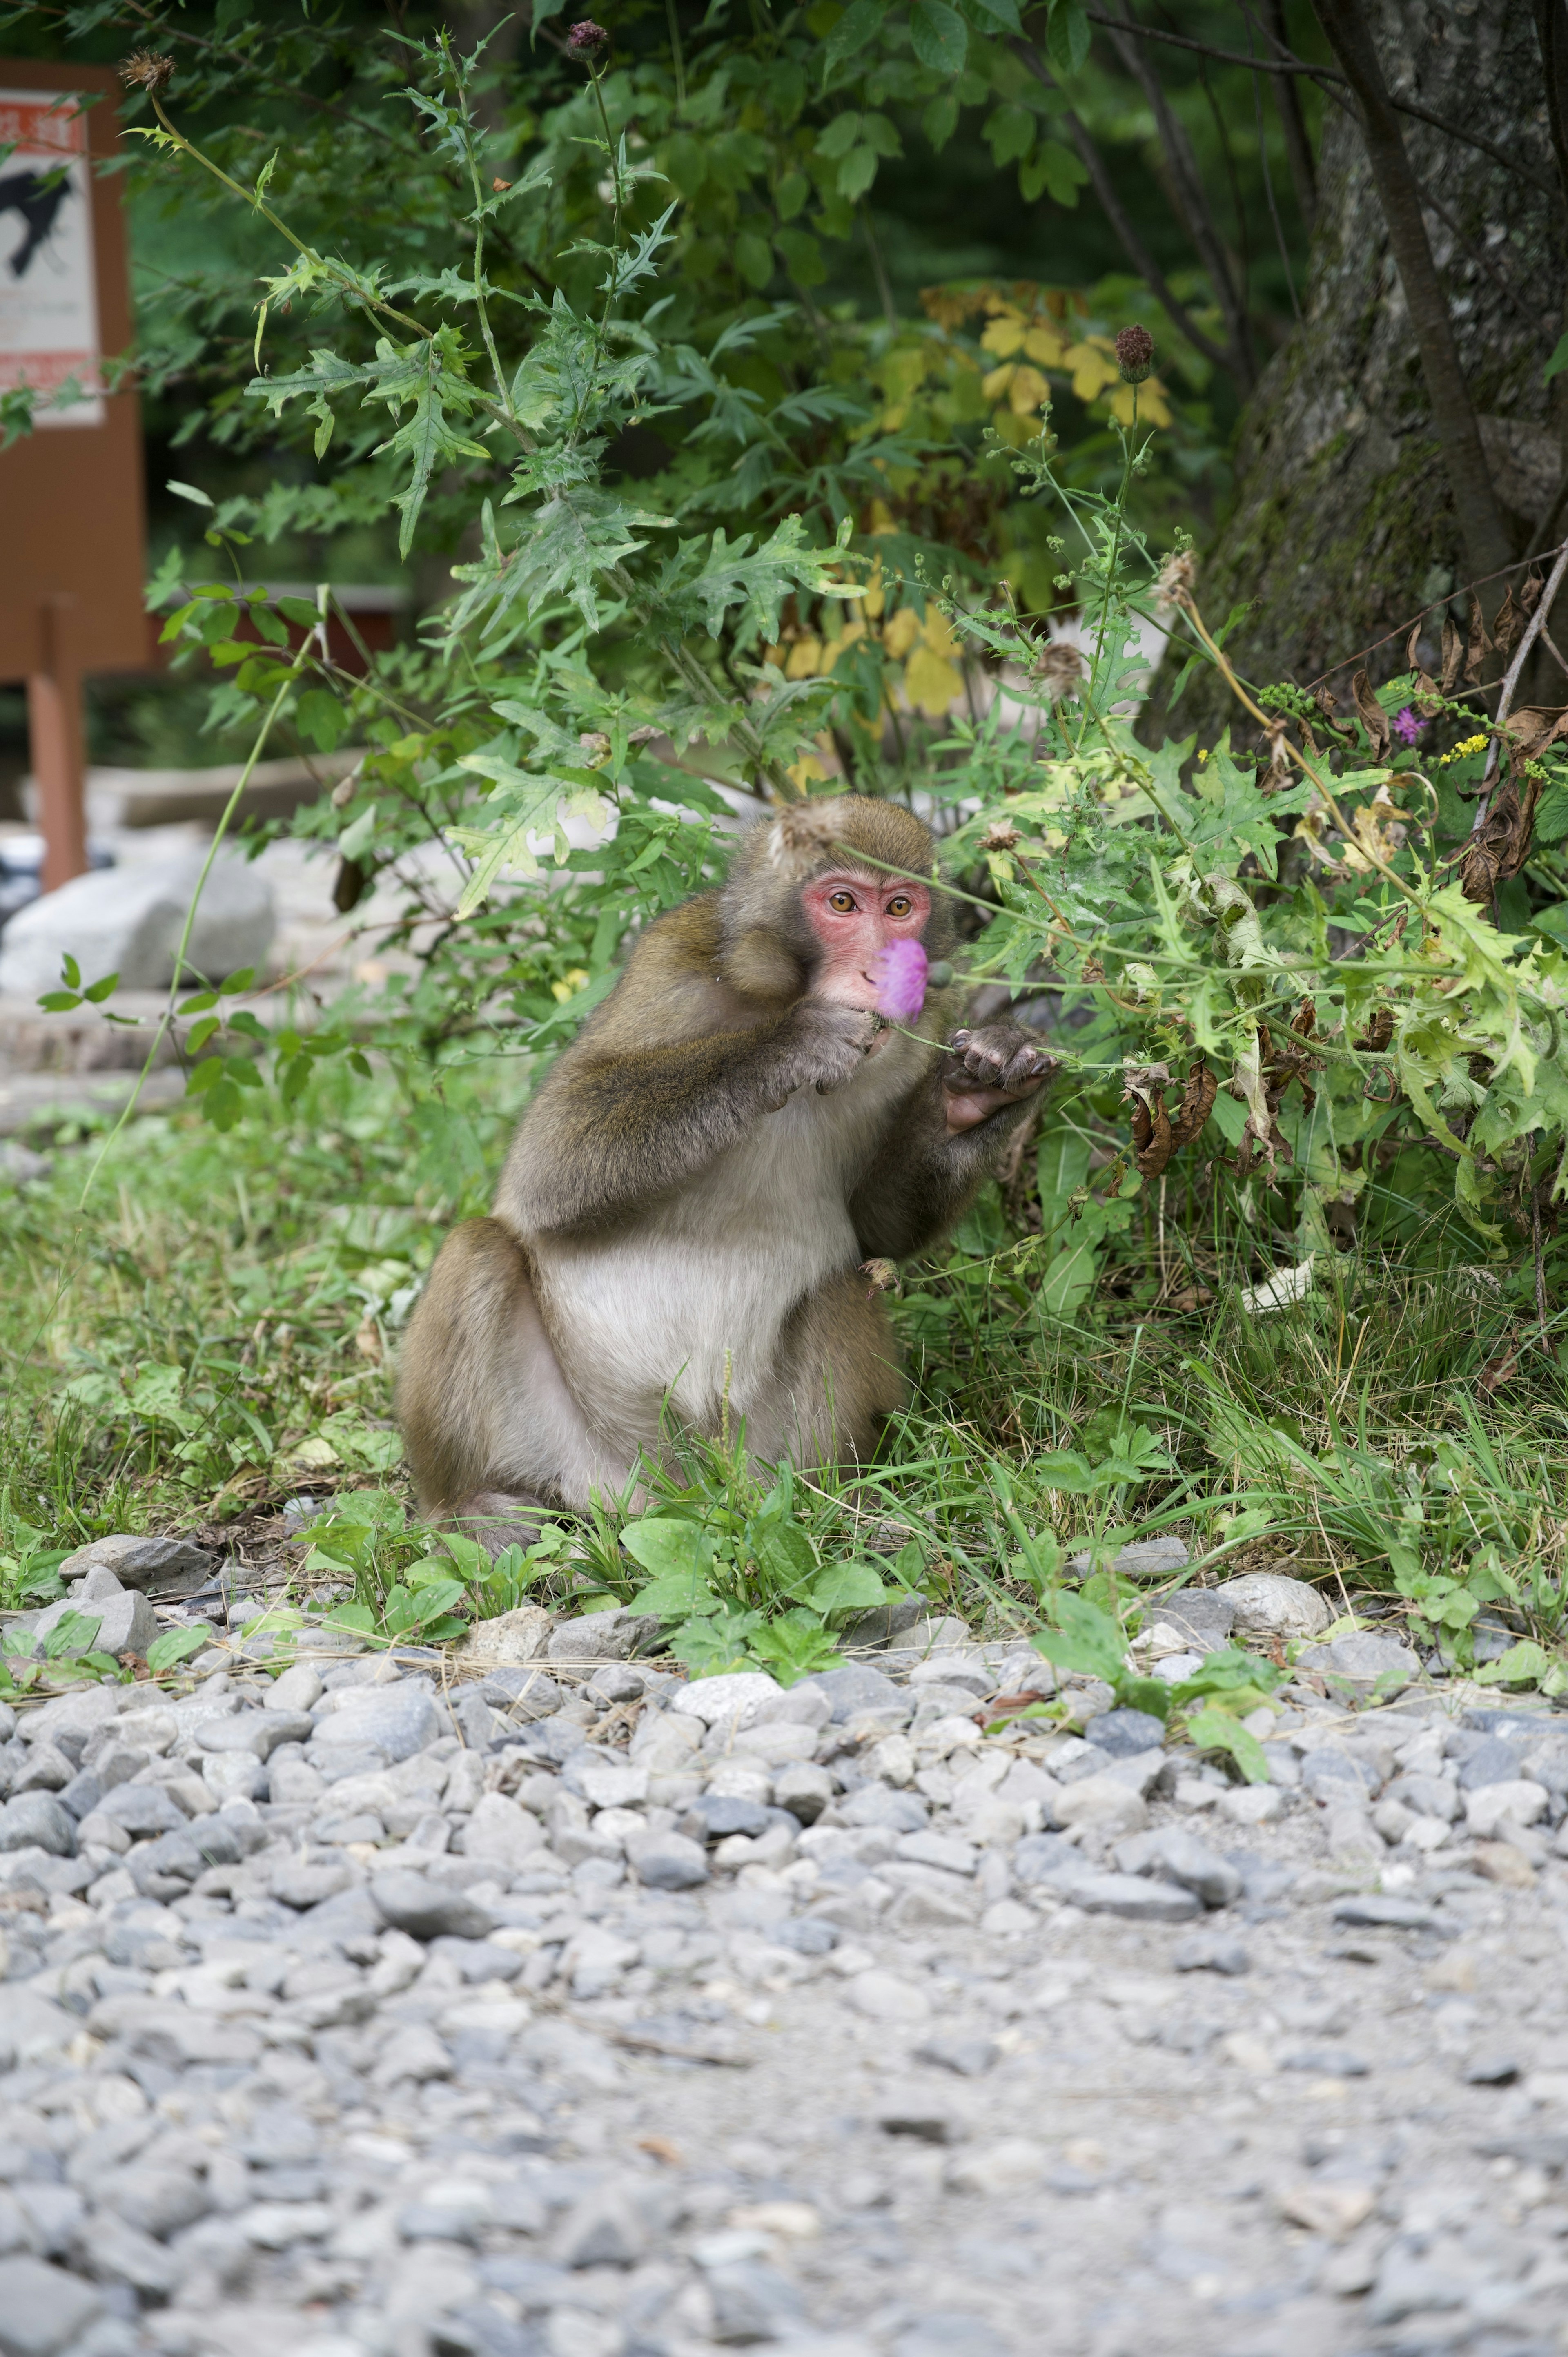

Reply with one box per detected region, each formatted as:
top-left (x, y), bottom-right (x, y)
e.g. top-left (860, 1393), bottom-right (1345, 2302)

top-left (1144, 0), bottom-right (1565, 746)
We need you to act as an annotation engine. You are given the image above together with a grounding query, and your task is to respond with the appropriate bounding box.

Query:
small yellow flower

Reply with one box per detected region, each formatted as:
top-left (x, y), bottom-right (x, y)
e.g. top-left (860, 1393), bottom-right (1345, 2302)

top-left (550, 969), bottom-right (589, 1004)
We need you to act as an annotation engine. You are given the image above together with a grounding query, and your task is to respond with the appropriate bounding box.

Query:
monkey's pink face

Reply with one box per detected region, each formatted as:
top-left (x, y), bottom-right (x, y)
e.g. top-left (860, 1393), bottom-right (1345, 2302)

top-left (801, 870), bottom-right (933, 1012)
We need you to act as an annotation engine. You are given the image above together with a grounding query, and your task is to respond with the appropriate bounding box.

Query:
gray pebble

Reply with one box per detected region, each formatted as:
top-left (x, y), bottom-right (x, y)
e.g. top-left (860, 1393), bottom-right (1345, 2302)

top-left (370, 1869), bottom-right (497, 1940)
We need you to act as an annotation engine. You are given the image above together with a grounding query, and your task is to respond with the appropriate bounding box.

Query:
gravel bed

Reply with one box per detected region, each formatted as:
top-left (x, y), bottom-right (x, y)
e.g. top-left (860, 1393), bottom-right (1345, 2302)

top-left (0, 1563), bottom-right (1566, 2357)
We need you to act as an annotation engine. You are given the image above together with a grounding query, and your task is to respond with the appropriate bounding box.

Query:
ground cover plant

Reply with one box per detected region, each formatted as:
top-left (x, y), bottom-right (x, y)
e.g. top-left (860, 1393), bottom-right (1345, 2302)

top-left (3, 2), bottom-right (1568, 1718)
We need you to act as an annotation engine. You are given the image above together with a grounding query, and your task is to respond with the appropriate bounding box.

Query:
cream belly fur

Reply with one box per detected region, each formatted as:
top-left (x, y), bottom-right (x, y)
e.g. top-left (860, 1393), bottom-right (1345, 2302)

top-left (523, 1039), bottom-right (919, 1461)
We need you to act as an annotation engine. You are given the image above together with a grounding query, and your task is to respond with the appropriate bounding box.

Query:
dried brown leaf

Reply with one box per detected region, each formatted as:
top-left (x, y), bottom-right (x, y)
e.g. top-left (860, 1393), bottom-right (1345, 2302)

top-left (1354, 1009), bottom-right (1394, 1054)
top-left (1441, 617), bottom-right (1465, 693)
top-left (1168, 1059), bottom-right (1218, 1148)
top-left (1493, 586), bottom-right (1524, 657)
top-left (1351, 669), bottom-right (1390, 758)
top-left (1464, 600), bottom-right (1492, 685)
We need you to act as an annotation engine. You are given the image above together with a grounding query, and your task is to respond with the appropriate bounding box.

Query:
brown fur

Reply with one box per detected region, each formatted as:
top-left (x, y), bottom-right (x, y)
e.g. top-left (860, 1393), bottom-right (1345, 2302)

top-left (396, 796), bottom-right (1050, 1526)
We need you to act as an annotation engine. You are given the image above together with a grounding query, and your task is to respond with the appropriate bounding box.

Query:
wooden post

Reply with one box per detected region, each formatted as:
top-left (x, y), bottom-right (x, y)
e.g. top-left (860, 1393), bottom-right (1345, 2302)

top-left (29, 596), bottom-right (88, 893)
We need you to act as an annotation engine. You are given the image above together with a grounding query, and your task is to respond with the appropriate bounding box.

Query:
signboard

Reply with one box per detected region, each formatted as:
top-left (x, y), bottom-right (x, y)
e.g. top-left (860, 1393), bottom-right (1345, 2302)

top-left (0, 86), bottom-right (105, 426)
top-left (0, 62), bottom-right (146, 888)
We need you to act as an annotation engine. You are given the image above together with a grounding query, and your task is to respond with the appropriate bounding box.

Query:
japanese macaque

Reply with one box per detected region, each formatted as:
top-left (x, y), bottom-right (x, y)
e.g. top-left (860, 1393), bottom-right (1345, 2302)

top-left (396, 796), bottom-right (1056, 1540)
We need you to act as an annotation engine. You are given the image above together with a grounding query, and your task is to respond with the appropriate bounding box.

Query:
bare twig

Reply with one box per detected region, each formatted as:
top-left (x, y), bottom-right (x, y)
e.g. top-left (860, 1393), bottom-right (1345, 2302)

top-left (1099, 2), bottom-right (1255, 389)
top-left (1470, 536), bottom-right (1568, 824)
top-left (1009, 38), bottom-right (1232, 379)
top-left (1254, 0), bottom-right (1316, 232)
top-left (1088, 4), bottom-right (1556, 198)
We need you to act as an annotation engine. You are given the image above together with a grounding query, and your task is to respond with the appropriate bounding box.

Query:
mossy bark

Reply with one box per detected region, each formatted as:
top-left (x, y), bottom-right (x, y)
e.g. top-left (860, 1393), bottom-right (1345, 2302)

top-left (1143, 0), bottom-right (1566, 747)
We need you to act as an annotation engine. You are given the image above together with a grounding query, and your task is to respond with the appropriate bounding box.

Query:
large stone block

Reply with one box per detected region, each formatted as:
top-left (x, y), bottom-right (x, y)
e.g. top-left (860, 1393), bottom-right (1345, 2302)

top-left (0, 852), bottom-right (274, 1000)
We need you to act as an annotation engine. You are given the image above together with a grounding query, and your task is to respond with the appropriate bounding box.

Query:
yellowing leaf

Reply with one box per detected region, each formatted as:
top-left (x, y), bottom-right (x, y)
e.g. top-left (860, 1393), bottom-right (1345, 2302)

top-left (1067, 341), bottom-right (1117, 401)
top-left (1005, 364), bottom-right (1050, 416)
top-left (982, 361), bottom-right (1018, 400)
top-left (904, 645), bottom-right (962, 717)
top-left (1109, 379), bottom-right (1172, 427)
top-left (980, 313), bottom-right (1027, 356)
top-left (785, 637), bottom-right (823, 678)
top-left (290, 1435), bottom-right (340, 1470)
top-left (1022, 323), bottom-right (1068, 366)
top-left (883, 606), bottom-right (921, 659)
top-left (786, 754), bottom-right (829, 791)
top-left (922, 607), bottom-right (960, 658)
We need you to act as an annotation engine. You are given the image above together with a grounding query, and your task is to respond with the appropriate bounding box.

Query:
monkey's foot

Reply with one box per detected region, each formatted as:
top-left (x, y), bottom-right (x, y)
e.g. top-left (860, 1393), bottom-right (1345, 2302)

top-left (450, 1489), bottom-right (553, 1559)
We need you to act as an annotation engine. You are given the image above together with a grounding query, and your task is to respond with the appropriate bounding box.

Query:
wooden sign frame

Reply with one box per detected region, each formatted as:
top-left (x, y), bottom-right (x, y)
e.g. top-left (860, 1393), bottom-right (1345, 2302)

top-left (0, 60), bottom-right (147, 889)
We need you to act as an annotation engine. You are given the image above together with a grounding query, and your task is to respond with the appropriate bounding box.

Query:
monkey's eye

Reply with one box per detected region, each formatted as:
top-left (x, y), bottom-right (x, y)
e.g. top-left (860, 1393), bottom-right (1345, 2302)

top-left (828, 890), bottom-right (858, 912)
top-left (885, 894), bottom-right (912, 918)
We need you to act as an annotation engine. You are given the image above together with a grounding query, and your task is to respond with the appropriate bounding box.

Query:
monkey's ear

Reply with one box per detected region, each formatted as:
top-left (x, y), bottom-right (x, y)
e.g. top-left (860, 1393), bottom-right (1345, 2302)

top-left (722, 925), bottom-right (806, 1002)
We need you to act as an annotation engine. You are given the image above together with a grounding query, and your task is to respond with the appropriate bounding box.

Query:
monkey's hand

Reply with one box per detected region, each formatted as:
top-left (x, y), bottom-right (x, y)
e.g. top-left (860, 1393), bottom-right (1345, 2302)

top-left (770, 1002), bottom-right (880, 1103)
top-left (941, 1024), bottom-right (1059, 1135)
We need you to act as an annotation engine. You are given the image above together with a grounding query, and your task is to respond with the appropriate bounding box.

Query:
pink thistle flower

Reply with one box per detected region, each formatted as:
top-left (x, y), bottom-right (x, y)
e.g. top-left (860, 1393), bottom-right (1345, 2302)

top-left (872, 938), bottom-right (928, 1021)
top-left (1393, 707), bottom-right (1425, 746)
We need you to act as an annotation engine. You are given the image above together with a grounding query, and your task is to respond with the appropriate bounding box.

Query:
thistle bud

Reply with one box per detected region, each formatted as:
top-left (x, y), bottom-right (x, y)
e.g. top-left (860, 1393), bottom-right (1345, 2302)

top-left (1114, 323), bottom-right (1155, 384)
top-left (120, 49), bottom-right (176, 95)
top-left (566, 19), bottom-right (610, 56)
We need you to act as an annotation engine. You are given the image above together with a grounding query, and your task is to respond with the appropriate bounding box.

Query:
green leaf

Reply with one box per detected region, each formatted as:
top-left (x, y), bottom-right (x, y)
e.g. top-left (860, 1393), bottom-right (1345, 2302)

top-left (807, 1561), bottom-right (887, 1616)
top-left (1029, 1449), bottom-right (1096, 1492)
top-left (923, 93), bottom-right (960, 152)
top-left (43, 1610), bottom-right (103, 1660)
top-left (61, 954), bottom-right (81, 988)
top-left (822, 0), bottom-right (883, 76)
top-left (129, 1364), bottom-right (185, 1421)
top-left (167, 479), bottom-right (215, 508)
top-left (910, 0), bottom-right (968, 72)
top-left (1031, 1592), bottom-right (1125, 1684)
top-left (37, 991), bottom-right (83, 1013)
top-left (1474, 1639), bottom-right (1552, 1687)
top-left (1187, 1706), bottom-right (1270, 1785)
top-left (339, 803), bottom-right (378, 863)
top-left (749, 1608), bottom-right (842, 1683)
top-left (1116, 1675), bottom-right (1171, 1721)
top-left (296, 687), bottom-right (347, 753)
top-left (327, 1602), bottom-right (377, 1633)
top-left (1546, 330), bottom-right (1568, 385)
top-left (984, 103), bottom-right (1035, 169)
top-left (147, 1625), bottom-right (211, 1674)
top-left (1045, 0), bottom-right (1090, 73)
top-left (1020, 139), bottom-right (1089, 206)
top-left (837, 147), bottom-right (880, 201)
top-left (622, 1517), bottom-right (714, 1581)
top-left (628, 1575), bottom-right (722, 1619)
top-left (734, 231), bottom-right (774, 290)
top-left (750, 1519), bottom-right (817, 1597)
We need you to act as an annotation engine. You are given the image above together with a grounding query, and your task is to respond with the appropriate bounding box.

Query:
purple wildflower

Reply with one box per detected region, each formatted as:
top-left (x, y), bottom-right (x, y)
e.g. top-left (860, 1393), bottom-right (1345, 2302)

top-left (872, 938), bottom-right (928, 1021)
top-left (1393, 707), bottom-right (1425, 747)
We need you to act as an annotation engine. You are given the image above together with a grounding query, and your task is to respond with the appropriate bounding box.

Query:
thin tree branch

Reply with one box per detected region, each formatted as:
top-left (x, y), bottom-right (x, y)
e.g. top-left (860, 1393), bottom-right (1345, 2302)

top-left (1010, 37), bottom-right (1232, 379)
top-left (1078, 5), bottom-right (1556, 200)
top-left (1099, 1), bottom-right (1256, 389)
top-left (1256, 0), bottom-right (1315, 233)
top-left (1247, 20), bottom-right (1302, 326)
top-left (1310, 0), bottom-right (1510, 602)
top-left (1472, 537), bottom-right (1568, 819)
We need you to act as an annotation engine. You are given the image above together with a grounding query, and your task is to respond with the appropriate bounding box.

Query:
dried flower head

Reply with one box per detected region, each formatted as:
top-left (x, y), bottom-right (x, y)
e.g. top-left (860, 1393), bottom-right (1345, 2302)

top-left (1034, 640), bottom-right (1085, 701)
top-left (980, 819), bottom-right (1020, 853)
top-left (566, 19), bottom-right (610, 55)
top-left (1114, 323), bottom-right (1155, 384)
top-left (1155, 547), bottom-right (1198, 611)
top-left (120, 49), bottom-right (176, 95)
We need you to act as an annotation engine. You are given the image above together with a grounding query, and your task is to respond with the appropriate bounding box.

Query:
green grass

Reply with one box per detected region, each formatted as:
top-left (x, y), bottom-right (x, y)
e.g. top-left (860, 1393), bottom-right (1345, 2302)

top-left (3, 1062), bottom-right (1567, 1688)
